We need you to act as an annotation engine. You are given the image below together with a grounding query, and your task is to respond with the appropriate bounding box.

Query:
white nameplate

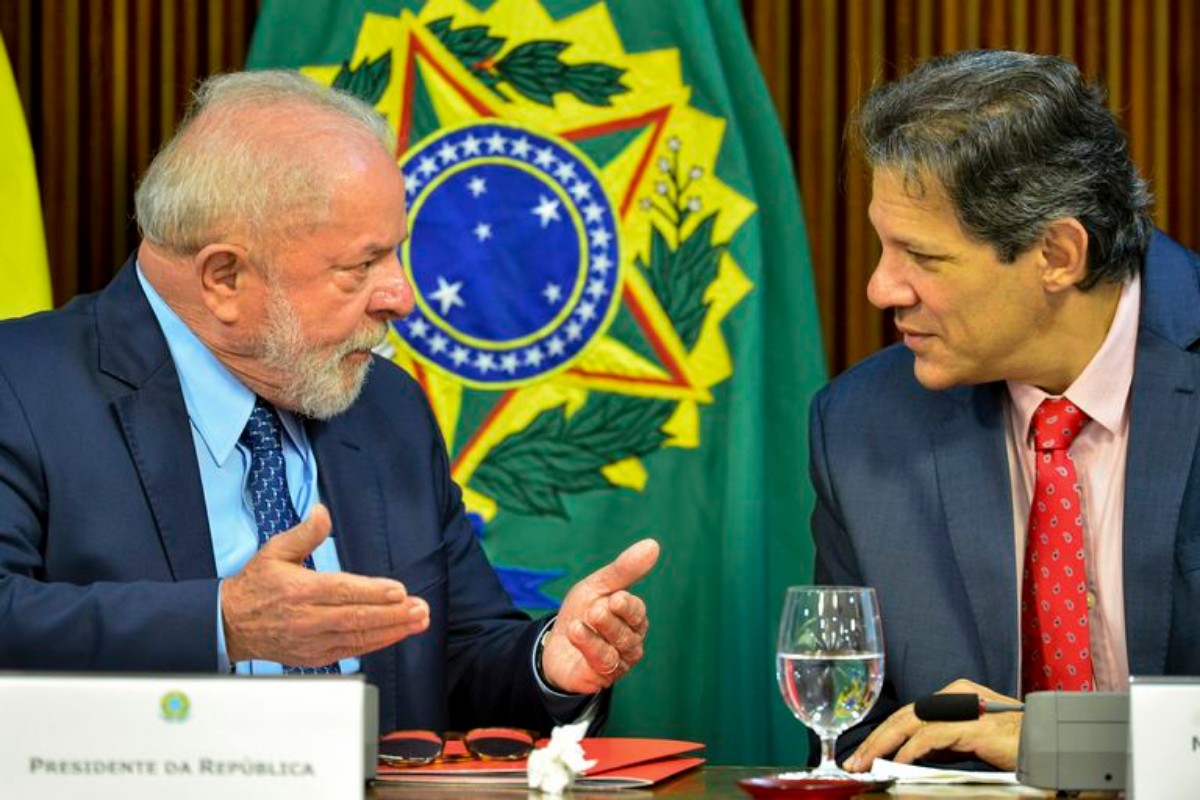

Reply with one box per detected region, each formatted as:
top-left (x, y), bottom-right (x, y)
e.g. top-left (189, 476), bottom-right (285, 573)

top-left (1129, 676), bottom-right (1200, 800)
top-left (0, 673), bottom-right (376, 800)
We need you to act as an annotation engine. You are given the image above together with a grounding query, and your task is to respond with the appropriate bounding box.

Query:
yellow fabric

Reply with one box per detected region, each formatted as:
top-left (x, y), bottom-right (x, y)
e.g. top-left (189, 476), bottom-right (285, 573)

top-left (0, 38), bottom-right (51, 318)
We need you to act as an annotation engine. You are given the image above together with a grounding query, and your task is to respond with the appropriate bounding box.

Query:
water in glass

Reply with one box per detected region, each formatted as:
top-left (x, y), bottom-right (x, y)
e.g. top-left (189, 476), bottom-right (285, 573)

top-left (776, 586), bottom-right (884, 777)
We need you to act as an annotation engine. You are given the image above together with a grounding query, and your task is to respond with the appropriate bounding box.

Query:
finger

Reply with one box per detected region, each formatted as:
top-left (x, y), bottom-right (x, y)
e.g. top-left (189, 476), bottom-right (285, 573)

top-left (290, 617), bottom-right (431, 666)
top-left (283, 603), bottom-right (432, 664)
top-left (308, 572), bottom-right (412, 605)
top-left (294, 597), bottom-right (430, 637)
top-left (259, 504), bottom-right (333, 564)
top-left (581, 539), bottom-right (660, 595)
top-left (585, 596), bottom-right (646, 655)
top-left (938, 678), bottom-right (1022, 706)
top-left (607, 591), bottom-right (648, 633)
top-left (846, 705), bottom-right (921, 772)
top-left (567, 619), bottom-right (623, 678)
top-left (891, 720), bottom-right (973, 764)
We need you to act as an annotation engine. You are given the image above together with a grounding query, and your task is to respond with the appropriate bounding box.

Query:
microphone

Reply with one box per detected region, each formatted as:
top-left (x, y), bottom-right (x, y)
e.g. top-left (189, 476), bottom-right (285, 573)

top-left (914, 692), bottom-right (1025, 722)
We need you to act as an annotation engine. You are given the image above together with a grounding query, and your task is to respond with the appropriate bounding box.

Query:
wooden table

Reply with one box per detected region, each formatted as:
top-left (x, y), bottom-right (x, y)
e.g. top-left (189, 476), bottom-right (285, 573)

top-left (370, 765), bottom-right (1119, 799)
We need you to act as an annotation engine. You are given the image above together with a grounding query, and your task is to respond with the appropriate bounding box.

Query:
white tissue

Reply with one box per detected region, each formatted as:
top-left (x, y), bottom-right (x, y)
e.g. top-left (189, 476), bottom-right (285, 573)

top-left (526, 721), bottom-right (597, 795)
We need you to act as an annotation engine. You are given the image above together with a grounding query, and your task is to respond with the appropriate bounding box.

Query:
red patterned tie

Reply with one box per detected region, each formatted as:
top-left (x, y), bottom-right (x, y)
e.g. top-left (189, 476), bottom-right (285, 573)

top-left (1021, 397), bottom-right (1093, 695)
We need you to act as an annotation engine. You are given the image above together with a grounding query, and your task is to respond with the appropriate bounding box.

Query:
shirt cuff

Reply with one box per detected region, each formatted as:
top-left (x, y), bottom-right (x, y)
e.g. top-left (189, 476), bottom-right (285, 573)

top-left (216, 579), bottom-right (232, 673)
top-left (531, 617), bottom-right (598, 724)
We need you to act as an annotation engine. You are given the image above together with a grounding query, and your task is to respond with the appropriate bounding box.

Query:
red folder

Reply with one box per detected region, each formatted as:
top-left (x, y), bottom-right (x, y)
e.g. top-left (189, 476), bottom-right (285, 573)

top-left (374, 737), bottom-right (705, 788)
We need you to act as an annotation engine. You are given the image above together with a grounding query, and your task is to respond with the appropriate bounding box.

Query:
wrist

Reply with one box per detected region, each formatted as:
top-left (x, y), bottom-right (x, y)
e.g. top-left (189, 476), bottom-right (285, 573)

top-left (535, 625), bottom-right (564, 692)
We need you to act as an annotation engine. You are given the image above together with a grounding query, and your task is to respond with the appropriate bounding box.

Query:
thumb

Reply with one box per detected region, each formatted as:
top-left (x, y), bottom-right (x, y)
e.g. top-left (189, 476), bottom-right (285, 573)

top-left (583, 538), bottom-right (660, 594)
top-left (258, 503), bottom-right (332, 564)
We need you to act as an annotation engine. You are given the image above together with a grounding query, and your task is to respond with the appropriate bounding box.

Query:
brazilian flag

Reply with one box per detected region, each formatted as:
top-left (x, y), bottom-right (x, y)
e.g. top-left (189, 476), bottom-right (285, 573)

top-left (0, 37), bottom-right (52, 318)
top-left (249, 0), bottom-right (825, 766)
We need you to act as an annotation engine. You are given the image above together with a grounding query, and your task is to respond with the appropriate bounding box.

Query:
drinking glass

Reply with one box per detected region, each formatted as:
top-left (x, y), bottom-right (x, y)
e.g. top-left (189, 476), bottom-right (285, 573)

top-left (776, 585), bottom-right (885, 777)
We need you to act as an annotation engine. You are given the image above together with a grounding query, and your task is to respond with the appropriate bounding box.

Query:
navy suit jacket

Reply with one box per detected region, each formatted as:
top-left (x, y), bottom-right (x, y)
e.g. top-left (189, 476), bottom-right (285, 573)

top-left (0, 260), bottom-right (571, 735)
top-left (809, 231), bottom-right (1200, 756)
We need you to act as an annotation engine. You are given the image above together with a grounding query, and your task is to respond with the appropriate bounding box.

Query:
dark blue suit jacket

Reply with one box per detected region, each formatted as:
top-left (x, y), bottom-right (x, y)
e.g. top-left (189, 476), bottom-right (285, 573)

top-left (809, 231), bottom-right (1200, 756)
top-left (0, 260), bottom-right (568, 735)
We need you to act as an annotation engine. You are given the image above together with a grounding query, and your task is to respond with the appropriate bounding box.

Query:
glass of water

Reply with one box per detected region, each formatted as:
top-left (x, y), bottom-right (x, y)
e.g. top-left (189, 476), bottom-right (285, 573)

top-left (776, 585), bottom-right (884, 777)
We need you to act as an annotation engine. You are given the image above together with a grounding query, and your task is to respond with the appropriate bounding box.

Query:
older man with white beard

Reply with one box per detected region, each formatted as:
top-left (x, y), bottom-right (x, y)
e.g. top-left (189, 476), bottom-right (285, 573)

top-left (0, 70), bottom-right (659, 735)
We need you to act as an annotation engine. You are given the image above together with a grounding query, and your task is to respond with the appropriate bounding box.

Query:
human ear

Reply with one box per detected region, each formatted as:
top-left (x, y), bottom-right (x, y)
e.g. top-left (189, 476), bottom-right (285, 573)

top-left (1040, 218), bottom-right (1089, 292)
top-left (195, 243), bottom-right (257, 324)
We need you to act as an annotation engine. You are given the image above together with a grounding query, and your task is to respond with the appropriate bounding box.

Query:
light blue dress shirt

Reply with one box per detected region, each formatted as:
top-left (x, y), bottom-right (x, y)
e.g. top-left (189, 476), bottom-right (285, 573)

top-left (137, 267), bottom-right (359, 675)
top-left (137, 268), bottom-right (590, 718)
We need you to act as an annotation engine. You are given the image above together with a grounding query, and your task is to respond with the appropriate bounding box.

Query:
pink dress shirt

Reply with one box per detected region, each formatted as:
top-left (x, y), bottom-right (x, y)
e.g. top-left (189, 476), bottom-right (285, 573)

top-left (1004, 274), bottom-right (1140, 693)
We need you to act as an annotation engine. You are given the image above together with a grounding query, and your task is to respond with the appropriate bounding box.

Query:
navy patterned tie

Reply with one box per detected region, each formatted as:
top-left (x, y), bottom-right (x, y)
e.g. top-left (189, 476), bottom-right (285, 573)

top-left (240, 397), bottom-right (340, 674)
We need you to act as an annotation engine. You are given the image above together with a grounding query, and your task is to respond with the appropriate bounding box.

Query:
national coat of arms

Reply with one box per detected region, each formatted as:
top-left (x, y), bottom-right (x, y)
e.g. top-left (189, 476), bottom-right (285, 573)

top-left (302, 0), bottom-right (756, 605)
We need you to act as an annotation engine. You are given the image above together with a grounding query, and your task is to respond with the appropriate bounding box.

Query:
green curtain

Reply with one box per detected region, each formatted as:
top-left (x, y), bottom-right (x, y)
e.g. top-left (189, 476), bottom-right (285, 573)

top-left (249, 0), bottom-right (825, 766)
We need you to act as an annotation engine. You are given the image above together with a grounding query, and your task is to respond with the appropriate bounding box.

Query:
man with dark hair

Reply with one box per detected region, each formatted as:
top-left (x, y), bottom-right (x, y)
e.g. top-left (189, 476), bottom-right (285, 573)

top-left (811, 49), bottom-right (1200, 771)
top-left (0, 70), bottom-right (659, 735)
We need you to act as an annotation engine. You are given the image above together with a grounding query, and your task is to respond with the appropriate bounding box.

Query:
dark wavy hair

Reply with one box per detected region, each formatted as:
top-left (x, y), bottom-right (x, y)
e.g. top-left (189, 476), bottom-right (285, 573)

top-left (852, 49), bottom-right (1152, 288)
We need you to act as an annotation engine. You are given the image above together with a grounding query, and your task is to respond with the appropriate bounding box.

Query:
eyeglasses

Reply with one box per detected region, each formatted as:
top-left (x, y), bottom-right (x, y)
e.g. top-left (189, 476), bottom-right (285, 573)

top-left (379, 728), bottom-right (539, 766)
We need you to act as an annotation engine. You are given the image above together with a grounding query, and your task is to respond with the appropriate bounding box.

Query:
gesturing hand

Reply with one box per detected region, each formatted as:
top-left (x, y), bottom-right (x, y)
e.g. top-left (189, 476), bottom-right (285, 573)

top-left (221, 504), bottom-right (430, 666)
top-left (539, 539), bottom-right (660, 695)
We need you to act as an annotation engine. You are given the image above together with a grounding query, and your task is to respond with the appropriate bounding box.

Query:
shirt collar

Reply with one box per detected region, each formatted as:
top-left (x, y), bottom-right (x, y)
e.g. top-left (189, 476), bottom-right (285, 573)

top-left (1007, 272), bottom-right (1141, 439)
top-left (136, 264), bottom-right (309, 466)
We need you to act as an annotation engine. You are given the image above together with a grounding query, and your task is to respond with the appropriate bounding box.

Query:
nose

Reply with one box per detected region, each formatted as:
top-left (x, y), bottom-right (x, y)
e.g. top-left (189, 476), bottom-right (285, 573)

top-left (367, 249), bottom-right (415, 321)
top-left (866, 250), bottom-right (918, 311)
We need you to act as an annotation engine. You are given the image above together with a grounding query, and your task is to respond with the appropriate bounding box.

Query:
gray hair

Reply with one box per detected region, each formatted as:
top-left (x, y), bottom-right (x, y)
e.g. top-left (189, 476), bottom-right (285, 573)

top-left (135, 70), bottom-right (395, 255)
top-left (853, 49), bottom-right (1153, 288)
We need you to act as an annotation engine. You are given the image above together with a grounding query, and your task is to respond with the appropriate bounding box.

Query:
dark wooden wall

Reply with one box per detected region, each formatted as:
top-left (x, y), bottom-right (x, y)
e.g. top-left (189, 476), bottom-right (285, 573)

top-left (3, 0), bottom-right (1196, 376)
top-left (0, 0), bottom-right (255, 300)
top-left (743, 0), bottom-right (1200, 373)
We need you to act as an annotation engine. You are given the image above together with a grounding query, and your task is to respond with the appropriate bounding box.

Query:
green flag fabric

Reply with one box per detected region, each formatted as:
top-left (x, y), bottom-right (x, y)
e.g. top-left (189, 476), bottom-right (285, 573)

top-left (249, 0), bottom-right (825, 766)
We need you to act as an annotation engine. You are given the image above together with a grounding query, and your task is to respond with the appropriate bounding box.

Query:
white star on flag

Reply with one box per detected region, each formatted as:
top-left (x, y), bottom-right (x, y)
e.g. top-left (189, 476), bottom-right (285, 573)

top-left (569, 181), bottom-right (593, 202)
top-left (583, 202), bottom-right (605, 223)
top-left (524, 347), bottom-right (544, 367)
top-left (437, 141), bottom-right (459, 164)
top-left (475, 352), bottom-right (496, 373)
top-left (589, 227), bottom-right (613, 249)
top-left (474, 222), bottom-right (493, 242)
top-left (554, 162), bottom-right (577, 183)
top-left (546, 336), bottom-right (565, 356)
top-left (450, 346), bottom-right (470, 366)
top-left (591, 254), bottom-right (613, 274)
top-left (534, 146), bottom-right (556, 168)
top-left (467, 175), bottom-right (487, 197)
top-left (407, 317), bottom-right (430, 338)
top-left (417, 155), bottom-right (438, 177)
top-left (542, 283), bottom-right (563, 304)
top-left (428, 332), bottom-right (449, 354)
top-left (532, 195), bottom-right (562, 227)
top-left (510, 137), bottom-right (532, 158)
top-left (430, 276), bottom-right (466, 315)
top-left (460, 134), bottom-right (482, 156)
top-left (500, 353), bottom-right (519, 373)
top-left (586, 278), bottom-right (608, 299)
top-left (486, 132), bottom-right (507, 153)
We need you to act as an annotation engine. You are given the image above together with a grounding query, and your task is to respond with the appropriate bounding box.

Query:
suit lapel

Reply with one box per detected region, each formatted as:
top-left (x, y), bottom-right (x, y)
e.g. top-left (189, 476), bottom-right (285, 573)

top-left (114, 372), bottom-right (216, 580)
top-left (310, 418), bottom-right (390, 577)
top-left (99, 261), bottom-right (215, 580)
top-left (310, 414), bottom-right (406, 729)
top-left (1123, 329), bottom-right (1200, 675)
top-left (932, 384), bottom-right (1020, 692)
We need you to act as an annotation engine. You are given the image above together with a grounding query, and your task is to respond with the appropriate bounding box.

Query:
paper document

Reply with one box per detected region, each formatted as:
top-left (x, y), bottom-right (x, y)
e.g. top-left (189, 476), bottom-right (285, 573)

top-left (869, 758), bottom-right (1019, 785)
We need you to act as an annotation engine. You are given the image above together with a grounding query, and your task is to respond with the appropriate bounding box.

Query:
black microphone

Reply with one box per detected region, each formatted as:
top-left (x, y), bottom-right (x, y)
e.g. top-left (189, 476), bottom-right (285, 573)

top-left (914, 692), bottom-right (1025, 722)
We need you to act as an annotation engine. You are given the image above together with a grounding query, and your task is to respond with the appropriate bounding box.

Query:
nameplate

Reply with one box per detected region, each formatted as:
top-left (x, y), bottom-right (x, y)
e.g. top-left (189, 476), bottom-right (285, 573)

top-left (1129, 676), bottom-right (1200, 800)
top-left (0, 673), bottom-right (377, 800)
